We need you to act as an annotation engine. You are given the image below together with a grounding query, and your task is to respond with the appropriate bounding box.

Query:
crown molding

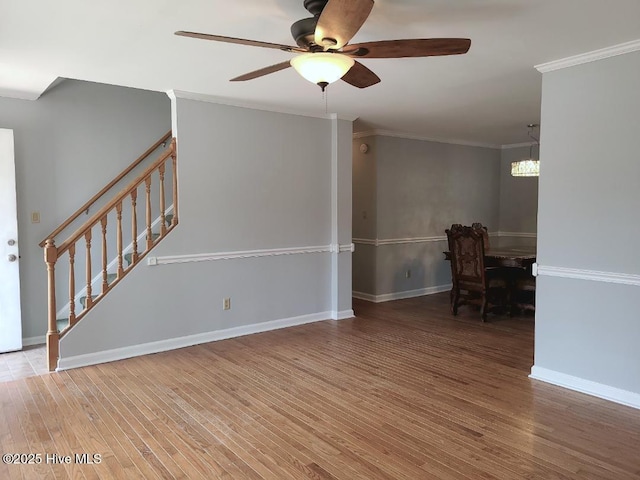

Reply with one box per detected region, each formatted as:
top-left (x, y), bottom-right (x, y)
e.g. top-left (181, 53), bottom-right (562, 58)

top-left (353, 129), bottom-right (539, 150)
top-left (501, 141), bottom-right (537, 150)
top-left (351, 128), bottom-right (501, 149)
top-left (167, 89), bottom-right (356, 121)
top-left (353, 130), bottom-right (377, 139)
top-left (535, 39), bottom-right (640, 73)
top-left (0, 87), bottom-right (42, 101)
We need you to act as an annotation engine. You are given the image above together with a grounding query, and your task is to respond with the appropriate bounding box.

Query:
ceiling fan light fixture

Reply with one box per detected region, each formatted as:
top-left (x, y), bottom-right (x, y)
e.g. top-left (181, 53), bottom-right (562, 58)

top-left (290, 53), bottom-right (354, 90)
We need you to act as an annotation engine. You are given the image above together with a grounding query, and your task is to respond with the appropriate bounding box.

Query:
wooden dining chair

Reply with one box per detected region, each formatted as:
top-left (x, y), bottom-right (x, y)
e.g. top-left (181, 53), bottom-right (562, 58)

top-left (445, 224), bottom-right (508, 321)
top-left (471, 222), bottom-right (490, 250)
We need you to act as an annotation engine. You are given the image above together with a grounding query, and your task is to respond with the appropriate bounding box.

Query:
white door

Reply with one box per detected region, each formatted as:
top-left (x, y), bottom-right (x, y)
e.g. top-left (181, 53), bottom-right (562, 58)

top-left (0, 129), bottom-right (22, 353)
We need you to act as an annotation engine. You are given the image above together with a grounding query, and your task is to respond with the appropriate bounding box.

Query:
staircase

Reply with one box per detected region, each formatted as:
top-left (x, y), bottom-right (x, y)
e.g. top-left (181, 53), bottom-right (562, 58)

top-left (40, 133), bottom-right (178, 371)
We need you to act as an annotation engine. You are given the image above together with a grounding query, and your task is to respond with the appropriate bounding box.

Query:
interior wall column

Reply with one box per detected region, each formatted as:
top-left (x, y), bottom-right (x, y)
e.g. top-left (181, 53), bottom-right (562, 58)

top-left (330, 114), bottom-right (356, 319)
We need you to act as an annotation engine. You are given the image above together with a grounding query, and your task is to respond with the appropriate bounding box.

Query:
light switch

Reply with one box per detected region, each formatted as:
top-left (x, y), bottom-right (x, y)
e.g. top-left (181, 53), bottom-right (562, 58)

top-left (31, 211), bottom-right (40, 223)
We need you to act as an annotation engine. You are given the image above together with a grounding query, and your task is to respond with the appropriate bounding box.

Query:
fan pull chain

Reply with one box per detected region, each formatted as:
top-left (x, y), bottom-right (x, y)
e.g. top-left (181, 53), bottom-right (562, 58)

top-left (324, 87), bottom-right (328, 115)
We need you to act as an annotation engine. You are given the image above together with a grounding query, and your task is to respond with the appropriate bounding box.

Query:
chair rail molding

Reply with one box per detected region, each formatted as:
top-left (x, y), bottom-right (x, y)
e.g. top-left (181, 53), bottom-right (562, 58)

top-left (148, 243), bottom-right (355, 266)
top-left (353, 231), bottom-right (535, 247)
top-left (536, 265), bottom-right (640, 287)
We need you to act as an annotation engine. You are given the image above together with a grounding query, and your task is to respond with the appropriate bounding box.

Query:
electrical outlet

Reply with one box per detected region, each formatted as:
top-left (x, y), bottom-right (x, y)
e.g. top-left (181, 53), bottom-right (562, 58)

top-left (223, 297), bottom-right (231, 310)
top-left (406, 269), bottom-right (411, 279)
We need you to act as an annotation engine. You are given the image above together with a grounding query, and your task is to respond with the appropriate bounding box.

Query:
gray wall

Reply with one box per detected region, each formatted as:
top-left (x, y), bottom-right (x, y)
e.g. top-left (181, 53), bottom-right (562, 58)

top-left (0, 80), bottom-right (171, 339)
top-left (60, 99), bottom-right (350, 357)
top-left (535, 51), bottom-right (640, 393)
top-left (353, 135), bottom-right (502, 297)
top-left (498, 145), bottom-right (539, 247)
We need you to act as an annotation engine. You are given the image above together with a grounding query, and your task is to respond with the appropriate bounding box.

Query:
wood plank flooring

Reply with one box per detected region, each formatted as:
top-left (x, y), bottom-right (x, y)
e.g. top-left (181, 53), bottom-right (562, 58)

top-left (1, 293), bottom-right (639, 479)
top-left (0, 345), bottom-right (47, 382)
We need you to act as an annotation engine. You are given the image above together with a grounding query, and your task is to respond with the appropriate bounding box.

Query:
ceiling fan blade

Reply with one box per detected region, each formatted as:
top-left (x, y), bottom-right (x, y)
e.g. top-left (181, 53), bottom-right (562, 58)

top-left (341, 61), bottom-right (380, 89)
top-left (175, 31), bottom-right (304, 53)
top-left (314, 0), bottom-right (374, 50)
top-left (345, 38), bottom-right (471, 58)
top-left (230, 61), bottom-right (292, 82)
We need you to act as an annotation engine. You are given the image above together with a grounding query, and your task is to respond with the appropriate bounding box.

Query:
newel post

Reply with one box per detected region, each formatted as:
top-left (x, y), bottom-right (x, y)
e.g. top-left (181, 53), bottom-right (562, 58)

top-left (44, 239), bottom-right (59, 371)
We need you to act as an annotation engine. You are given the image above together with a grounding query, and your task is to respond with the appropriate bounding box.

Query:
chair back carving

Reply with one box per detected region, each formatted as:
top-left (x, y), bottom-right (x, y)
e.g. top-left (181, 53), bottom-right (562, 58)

top-left (471, 222), bottom-right (490, 250)
top-left (446, 224), bottom-right (487, 289)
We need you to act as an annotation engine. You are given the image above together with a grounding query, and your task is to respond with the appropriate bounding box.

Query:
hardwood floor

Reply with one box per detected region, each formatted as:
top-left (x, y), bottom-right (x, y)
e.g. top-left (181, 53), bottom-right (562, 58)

top-left (1, 293), bottom-right (639, 479)
top-left (0, 345), bottom-right (47, 382)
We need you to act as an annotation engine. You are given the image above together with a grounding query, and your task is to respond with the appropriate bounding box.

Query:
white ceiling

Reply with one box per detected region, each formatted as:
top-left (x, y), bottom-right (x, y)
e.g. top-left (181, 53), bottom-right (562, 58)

top-left (2, 0), bottom-right (640, 145)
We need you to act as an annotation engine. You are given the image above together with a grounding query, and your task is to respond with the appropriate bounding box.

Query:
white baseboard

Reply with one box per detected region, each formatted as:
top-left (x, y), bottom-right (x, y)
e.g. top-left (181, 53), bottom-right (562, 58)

top-left (22, 335), bottom-right (45, 347)
top-left (529, 366), bottom-right (640, 410)
top-left (57, 311), bottom-right (335, 371)
top-left (352, 291), bottom-right (377, 302)
top-left (353, 284), bottom-right (451, 303)
top-left (332, 309), bottom-right (355, 320)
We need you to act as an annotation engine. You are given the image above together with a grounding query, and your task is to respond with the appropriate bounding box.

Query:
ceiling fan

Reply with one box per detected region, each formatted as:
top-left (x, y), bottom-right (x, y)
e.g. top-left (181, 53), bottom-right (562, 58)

top-left (176, 0), bottom-right (471, 91)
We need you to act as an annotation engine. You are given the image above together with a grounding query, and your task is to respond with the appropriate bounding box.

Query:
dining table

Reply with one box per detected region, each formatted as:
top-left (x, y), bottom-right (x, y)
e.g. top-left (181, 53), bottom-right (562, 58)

top-left (443, 245), bottom-right (536, 269)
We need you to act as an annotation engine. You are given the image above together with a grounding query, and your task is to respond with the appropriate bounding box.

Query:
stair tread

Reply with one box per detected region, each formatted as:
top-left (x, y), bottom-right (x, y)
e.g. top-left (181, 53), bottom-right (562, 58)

top-left (124, 232), bottom-right (161, 265)
top-left (79, 295), bottom-right (98, 308)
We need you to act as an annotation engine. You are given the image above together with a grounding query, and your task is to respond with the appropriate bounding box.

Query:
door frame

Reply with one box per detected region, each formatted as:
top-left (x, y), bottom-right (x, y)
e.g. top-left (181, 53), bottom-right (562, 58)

top-left (0, 128), bottom-right (23, 353)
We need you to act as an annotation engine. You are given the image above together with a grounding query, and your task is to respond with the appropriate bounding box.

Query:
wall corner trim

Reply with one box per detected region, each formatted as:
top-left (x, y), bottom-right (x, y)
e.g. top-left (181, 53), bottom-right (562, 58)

top-left (535, 39), bottom-right (640, 73)
top-left (529, 366), bottom-right (640, 410)
top-left (57, 311), bottom-right (335, 371)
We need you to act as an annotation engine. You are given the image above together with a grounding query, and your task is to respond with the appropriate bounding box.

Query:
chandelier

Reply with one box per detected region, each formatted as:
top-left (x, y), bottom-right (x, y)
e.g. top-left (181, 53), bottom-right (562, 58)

top-left (511, 124), bottom-right (540, 177)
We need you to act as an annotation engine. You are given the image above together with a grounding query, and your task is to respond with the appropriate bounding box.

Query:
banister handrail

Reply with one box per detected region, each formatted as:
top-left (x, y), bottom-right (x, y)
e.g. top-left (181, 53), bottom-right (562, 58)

top-left (39, 130), bottom-right (172, 247)
top-left (56, 143), bottom-right (174, 257)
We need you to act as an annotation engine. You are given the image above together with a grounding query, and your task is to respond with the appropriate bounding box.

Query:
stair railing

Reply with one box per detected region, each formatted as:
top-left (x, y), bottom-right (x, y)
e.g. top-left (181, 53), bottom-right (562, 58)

top-left (42, 136), bottom-right (178, 371)
top-left (38, 131), bottom-right (172, 249)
